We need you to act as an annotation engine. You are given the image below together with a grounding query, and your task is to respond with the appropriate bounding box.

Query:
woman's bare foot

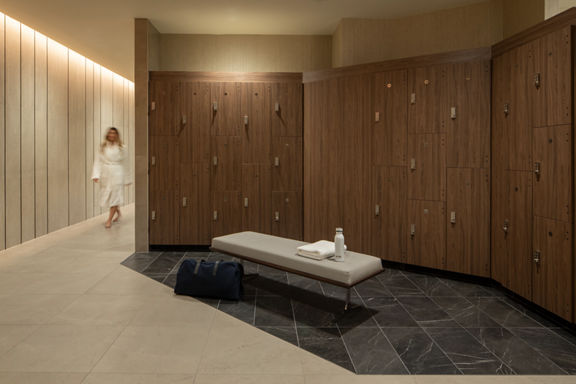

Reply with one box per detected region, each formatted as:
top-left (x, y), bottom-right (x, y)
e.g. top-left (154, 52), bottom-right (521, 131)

top-left (113, 211), bottom-right (121, 222)
top-left (105, 220), bottom-right (112, 229)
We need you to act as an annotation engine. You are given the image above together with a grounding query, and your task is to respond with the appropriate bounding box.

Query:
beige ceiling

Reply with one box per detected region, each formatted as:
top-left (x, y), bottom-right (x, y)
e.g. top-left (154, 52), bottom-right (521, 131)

top-left (0, 0), bottom-right (486, 80)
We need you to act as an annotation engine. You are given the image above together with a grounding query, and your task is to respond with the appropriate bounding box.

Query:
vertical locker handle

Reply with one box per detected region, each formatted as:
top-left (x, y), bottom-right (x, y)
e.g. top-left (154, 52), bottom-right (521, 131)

top-left (410, 224), bottom-right (415, 238)
top-left (244, 197), bottom-right (249, 208)
top-left (182, 115), bottom-right (187, 125)
top-left (450, 211), bottom-right (456, 224)
top-left (450, 107), bottom-right (457, 120)
top-left (534, 162), bottom-right (541, 180)
top-left (274, 157), bottom-right (280, 167)
top-left (150, 101), bottom-right (156, 111)
top-left (244, 115), bottom-right (249, 126)
top-left (151, 211), bottom-right (156, 221)
top-left (182, 197), bottom-right (187, 207)
top-left (213, 156), bottom-right (218, 166)
top-left (213, 101), bottom-right (218, 112)
top-left (375, 204), bottom-right (380, 216)
top-left (503, 219), bottom-right (509, 235)
top-left (534, 73), bottom-right (541, 89)
top-left (274, 211), bottom-right (280, 222)
top-left (410, 93), bottom-right (416, 104)
top-left (151, 156), bottom-right (156, 166)
top-left (213, 210), bottom-right (218, 221)
top-left (375, 111), bottom-right (380, 122)
top-left (410, 158), bottom-right (416, 171)
top-left (274, 102), bottom-right (280, 113)
top-left (533, 250), bottom-right (541, 264)
top-left (504, 103), bottom-right (510, 116)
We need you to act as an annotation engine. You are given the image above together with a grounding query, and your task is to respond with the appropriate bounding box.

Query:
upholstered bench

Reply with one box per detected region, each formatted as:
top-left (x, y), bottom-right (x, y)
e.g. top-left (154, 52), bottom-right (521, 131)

top-left (210, 231), bottom-right (384, 309)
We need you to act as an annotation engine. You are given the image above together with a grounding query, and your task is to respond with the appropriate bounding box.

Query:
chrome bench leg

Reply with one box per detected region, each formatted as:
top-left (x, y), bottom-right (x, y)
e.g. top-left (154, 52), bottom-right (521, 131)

top-left (344, 288), bottom-right (351, 311)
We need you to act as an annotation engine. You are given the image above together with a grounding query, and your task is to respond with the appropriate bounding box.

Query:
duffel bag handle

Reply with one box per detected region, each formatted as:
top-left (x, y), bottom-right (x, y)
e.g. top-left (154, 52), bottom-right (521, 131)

top-left (212, 261), bottom-right (220, 276)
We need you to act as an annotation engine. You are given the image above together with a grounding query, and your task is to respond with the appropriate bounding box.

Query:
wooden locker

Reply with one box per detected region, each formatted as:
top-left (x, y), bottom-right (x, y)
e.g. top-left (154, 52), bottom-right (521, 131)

top-left (407, 133), bottom-right (446, 201)
top-left (272, 136), bottom-right (302, 191)
top-left (212, 191), bottom-right (242, 238)
top-left (446, 61), bottom-right (490, 168)
top-left (179, 163), bottom-right (211, 245)
top-left (149, 81), bottom-right (180, 136)
top-left (211, 82), bottom-right (241, 136)
top-left (180, 82), bottom-right (211, 163)
top-left (242, 164), bottom-right (271, 234)
top-left (211, 136), bottom-right (242, 191)
top-left (271, 191), bottom-right (302, 240)
top-left (446, 168), bottom-right (490, 277)
top-left (506, 171), bottom-right (533, 300)
top-left (372, 166), bottom-right (407, 263)
top-left (407, 200), bottom-right (446, 270)
top-left (408, 65), bottom-right (447, 134)
top-left (242, 83), bottom-right (271, 163)
top-left (150, 191), bottom-right (179, 245)
top-left (508, 43), bottom-right (533, 171)
top-left (533, 217), bottom-right (573, 321)
top-left (543, 27), bottom-right (572, 127)
top-left (533, 125), bottom-right (572, 222)
top-left (149, 136), bottom-right (179, 193)
top-left (373, 70), bottom-right (408, 166)
top-left (530, 37), bottom-right (547, 128)
top-left (491, 53), bottom-right (511, 174)
top-left (491, 168), bottom-right (509, 285)
top-left (271, 82), bottom-right (302, 137)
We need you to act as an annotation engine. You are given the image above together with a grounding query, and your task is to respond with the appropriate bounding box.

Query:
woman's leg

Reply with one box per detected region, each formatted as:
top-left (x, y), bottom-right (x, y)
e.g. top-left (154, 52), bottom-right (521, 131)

top-left (105, 206), bottom-right (116, 228)
top-left (113, 206), bottom-right (121, 222)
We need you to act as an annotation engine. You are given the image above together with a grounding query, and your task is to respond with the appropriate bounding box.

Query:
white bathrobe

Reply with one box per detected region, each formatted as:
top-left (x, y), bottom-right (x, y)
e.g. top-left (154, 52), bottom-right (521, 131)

top-left (92, 144), bottom-right (131, 208)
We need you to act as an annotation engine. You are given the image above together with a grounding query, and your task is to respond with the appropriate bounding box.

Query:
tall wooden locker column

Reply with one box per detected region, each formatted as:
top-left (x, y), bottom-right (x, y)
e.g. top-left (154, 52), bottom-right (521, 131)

top-left (491, 23), bottom-right (574, 321)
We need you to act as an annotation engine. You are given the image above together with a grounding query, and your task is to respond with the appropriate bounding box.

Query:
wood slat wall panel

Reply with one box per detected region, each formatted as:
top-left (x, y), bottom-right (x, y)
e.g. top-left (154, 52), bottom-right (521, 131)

top-left (85, 60), bottom-right (94, 218)
top-left (93, 64), bottom-right (102, 215)
top-left (21, 25), bottom-right (35, 242)
top-left (0, 15), bottom-right (4, 249)
top-left (5, 17), bottom-right (21, 247)
top-left (34, 32), bottom-right (48, 236)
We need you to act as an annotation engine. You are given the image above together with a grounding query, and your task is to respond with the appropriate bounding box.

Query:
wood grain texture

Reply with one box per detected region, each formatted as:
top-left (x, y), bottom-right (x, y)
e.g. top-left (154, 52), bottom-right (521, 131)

top-left (532, 217), bottom-right (573, 321)
top-left (210, 82), bottom-right (241, 136)
top-left (0, 16), bottom-right (4, 249)
top-left (533, 125), bottom-right (572, 222)
top-left (446, 168), bottom-right (490, 277)
top-left (544, 27), bottom-right (572, 126)
top-left (241, 164), bottom-right (271, 234)
top-left (373, 70), bottom-right (408, 166)
top-left (407, 200), bottom-right (446, 270)
top-left (85, 60), bottom-right (94, 218)
top-left (408, 65), bottom-right (447, 134)
top-left (151, 71), bottom-right (303, 83)
top-left (179, 162), bottom-right (211, 245)
top-left (211, 136), bottom-right (242, 191)
top-left (371, 166), bottom-right (407, 263)
top-left (5, 16), bottom-right (21, 247)
top-left (242, 83), bottom-right (271, 163)
top-left (446, 61), bottom-right (491, 168)
top-left (212, 191), bottom-right (242, 238)
top-left (180, 82), bottom-right (211, 163)
top-left (271, 136), bottom-right (303, 192)
top-left (21, 25), bottom-right (35, 242)
top-left (407, 133), bottom-right (446, 201)
top-left (149, 80), bottom-right (180, 136)
top-left (271, 82), bottom-right (303, 137)
top-left (271, 191), bottom-right (303, 240)
top-left (68, 51), bottom-right (86, 225)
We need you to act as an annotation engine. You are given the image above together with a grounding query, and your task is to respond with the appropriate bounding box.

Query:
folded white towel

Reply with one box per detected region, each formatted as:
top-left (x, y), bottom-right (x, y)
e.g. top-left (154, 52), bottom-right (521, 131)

top-left (297, 240), bottom-right (347, 260)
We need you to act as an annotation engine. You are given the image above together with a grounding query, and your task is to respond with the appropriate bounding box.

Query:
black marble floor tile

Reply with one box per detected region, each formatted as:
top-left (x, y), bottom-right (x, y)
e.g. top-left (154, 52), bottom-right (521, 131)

top-left (321, 283), bottom-right (360, 301)
top-left (292, 301), bottom-right (338, 328)
top-left (298, 327), bottom-right (354, 372)
top-left (365, 297), bottom-right (419, 328)
top-left (121, 252), bottom-right (161, 272)
top-left (442, 279), bottom-right (495, 298)
top-left (341, 327), bottom-right (408, 374)
top-left (287, 274), bottom-right (324, 295)
top-left (551, 328), bottom-right (576, 348)
top-left (257, 326), bottom-right (299, 346)
top-left (353, 278), bottom-right (392, 298)
top-left (432, 296), bottom-right (501, 328)
top-left (467, 327), bottom-right (566, 374)
top-left (249, 275), bottom-right (291, 297)
top-left (382, 327), bottom-right (461, 374)
top-left (162, 274), bottom-right (177, 289)
top-left (470, 298), bottom-right (542, 328)
top-left (425, 327), bottom-right (513, 374)
top-left (142, 253), bottom-right (185, 275)
top-left (511, 328), bottom-right (576, 374)
top-left (498, 296), bottom-right (560, 327)
top-left (258, 265), bottom-right (289, 278)
top-left (404, 274), bottom-right (460, 297)
top-left (148, 274), bottom-right (167, 283)
top-left (379, 275), bottom-right (424, 296)
top-left (208, 252), bottom-right (236, 262)
top-left (335, 306), bottom-right (378, 328)
top-left (196, 297), bottom-right (220, 308)
top-left (255, 296), bottom-right (294, 327)
top-left (397, 296), bottom-right (459, 327)
top-left (219, 297), bottom-right (256, 325)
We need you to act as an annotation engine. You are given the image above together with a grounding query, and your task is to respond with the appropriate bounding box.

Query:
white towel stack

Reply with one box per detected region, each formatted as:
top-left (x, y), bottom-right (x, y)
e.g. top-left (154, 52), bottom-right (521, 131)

top-left (297, 240), bottom-right (346, 260)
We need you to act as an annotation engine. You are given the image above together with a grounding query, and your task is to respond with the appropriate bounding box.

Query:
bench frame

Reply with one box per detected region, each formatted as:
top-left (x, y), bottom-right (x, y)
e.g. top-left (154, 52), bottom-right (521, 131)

top-left (210, 246), bottom-right (383, 310)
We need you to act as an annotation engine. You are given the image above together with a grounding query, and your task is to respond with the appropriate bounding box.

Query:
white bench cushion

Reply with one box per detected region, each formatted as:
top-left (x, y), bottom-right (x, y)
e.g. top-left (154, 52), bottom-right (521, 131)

top-left (211, 231), bottom-right (383, 286)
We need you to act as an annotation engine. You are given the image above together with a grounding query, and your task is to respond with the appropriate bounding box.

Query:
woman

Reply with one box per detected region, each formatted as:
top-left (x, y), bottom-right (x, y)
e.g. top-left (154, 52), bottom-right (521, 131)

top-left (92, 127), bottom-right (131, 228)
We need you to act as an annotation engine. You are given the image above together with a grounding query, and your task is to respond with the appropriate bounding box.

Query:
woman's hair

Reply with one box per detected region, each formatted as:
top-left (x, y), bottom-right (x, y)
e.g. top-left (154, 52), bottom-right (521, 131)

top-left (101, 127), bottom-right (123, 152)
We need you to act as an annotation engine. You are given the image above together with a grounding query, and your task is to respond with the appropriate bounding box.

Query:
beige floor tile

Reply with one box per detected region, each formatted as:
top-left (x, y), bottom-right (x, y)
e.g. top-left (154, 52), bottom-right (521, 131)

top-left (0, 325), bottom-right (123, 372)
top-left (130, 296), bottom-right (216, 327)
top-left (93, 325), bottom-right (208, 374)
top-left (15, 272), bottom-right (113, 295)
top-left (0, 294), bottom-right (79, 325)
top-left (299, 348), bottom-right (354, 375)
top-left (198, 312), bottom-right (303, 375)
top-left (0, 326), bottom-right (38, 356)
top-left (87, 267), bottom-right (173, 297)
top-left (305, 374), bottom-right (416, 384)
top-left (195, 374), bottom-right (305, 384)
top-left (0, 372), bottom-right (86, 384)
top-left (81, 373), bottom-right (196, 384)
top-left (49, 294), bottom-right (148, 326)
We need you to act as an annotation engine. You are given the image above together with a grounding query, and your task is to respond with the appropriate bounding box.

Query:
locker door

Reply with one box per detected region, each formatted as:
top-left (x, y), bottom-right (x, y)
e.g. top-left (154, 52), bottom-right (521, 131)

top-left (492, 53), bottom-right (511, 173)
top-left (446, 61), bottom-right (490, 168)
top-left (212, 191), bottom-right (242, 238)
top-left (533, 125), bottom-right (572, 222)
top-left (373, 70), bottom-right (408, 166)
top-left (271, 82), bottom-right (302, 137)
top-left (533, 217), bottom-right (573, 321)
top-left (407, 133), bottom-right (446, 201)
top-left (149, 136), bottom-right (179, 244)
top-left (211, 82), bottom-right (241, 136)
top-left (446, 168), bottom-right (490, 277)
top-left (407, 200), bottom-right (446, 270)
top-left (372, 166), bottom-right (407, 263)
top-left (271, 191), bottom-right (302, 240)
top-left (491, 168), bottom-right (510, 285)
top-left (212, 136), bottom-right (242, 191)
top-left (408, 65), bottom-right (447, 134)
top-left (242, 83), bottom-right (271, 163)
top-left (506, 171), bottom-right (533, 300)
top-left (272, 136), bottom-right (302, 192)
top-left (180, 82), bottom-right (211, 163)
top-left (149, 81), bottom-right (180, 136)
top-left (508, 43), bottom-right (533, 171)
top-left (530, 37), bottom-right (547, 128)
top-left (242, 164), bottom-right (271, 233)
top-left (544, 27), bottom-right (572, 127)
top-left (180, 163), bottom-right (211, 245)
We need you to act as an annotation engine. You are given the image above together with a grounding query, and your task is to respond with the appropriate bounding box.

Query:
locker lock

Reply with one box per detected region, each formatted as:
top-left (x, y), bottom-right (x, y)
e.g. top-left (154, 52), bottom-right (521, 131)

top-left (151, 210), bottom-right (156, 221)
top-left (150, 101), bottom-right (156, 111)
top-left (151, 156), bottom-right (156, 166)
top-left (410, 158), bottom-right (416, 171)
top-left (244, 197), bottom-right (249, 208)
top-left (213, 156), bottom-right (218, 166)
top-left (534, 73), bottom-right (541, 89)
top-left (533, 250), bottom-right (541, 264)
top-left (182, 197), bottom-right (187, 207)
top-left (450, 211), bottom-right (456, 224)
top-left (375, 112), bottom-right (380, 122)
top-left (375, 204), bottom-right (380, 217)
top-left (274, 211), bottom-right (280, 222)
top-left (450, 107), bottom-right (457, 120)
top-left (410, 224), bottom-right (416, 238)
top-left (504, 103), bottom-right (510, 117)
top-left (182, 115), bottom-right (187, 125)
top-left (274, 102), bottom-right (280, 113)
top-left (213, 101), bottom-right (218, 112)
top-left (502, 220), bottom-right (509, 235)
top-left (244, 115), bottom-right (249, 126)
top-left (213, 211), bottom-right (218, 221)
top-left (534, 162), bottom-right (541, 180)
top-left (410, 93), bottom-right (416, 105)
top-left (274, 157), bottom-right (280, 167)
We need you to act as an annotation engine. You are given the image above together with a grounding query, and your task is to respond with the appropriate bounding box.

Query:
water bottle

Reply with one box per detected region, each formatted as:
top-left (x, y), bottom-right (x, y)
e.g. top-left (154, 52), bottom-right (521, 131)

top-left (334, 228), bottom-right (345, 262)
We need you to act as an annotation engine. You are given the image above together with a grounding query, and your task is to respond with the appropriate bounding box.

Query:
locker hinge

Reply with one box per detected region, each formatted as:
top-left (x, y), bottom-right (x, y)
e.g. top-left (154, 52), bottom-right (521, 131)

top-left (213, 101), bottom-right (218, 112)
top-left (504, 103), bottom-right (510, 117)
top-left (274, 211), bottom-right (280, 222)
top-left (503, 219), bottom-right (509, 235)
top-left (410, 93), bottom-right (416, 104)
top-left (375, 204), bottom-right (380, 216)
top-left (534, 162), bottom-right (541, 180)
top-left (151, 156), bottom-right (156, 166)
top-left (450, 211), bottom-right (456, 224)
top-left (213, 156), bottom-right (218, 166)
top-left (274, 157), bottom-right (280, 167)
top-left (274, 102), bottom-right (280, 113)
top-left (450, 107), bottom-right (457, 120)
top-left (182, 197), bottom-right (187, 207)
top-left (375, 111), bottom-right (380, 122)
top-left (410, 224), bottom-right (415, 238)
top-left (151, 210), bottom-right (156, 221)
top-left (150, 101), bottom-right (156, 111)
top-left (533, 250), bottom-right (541, 264)
top-left (410, 158), bottom-right (416, 171)
top-left (534, 73), bottom-right (541, 89)
top-left (213, 210), bottom-right (218, 221)
top-left (244, 115), bottom-right (249, 126)
top-left (244, 197), bottom-right (249, 208)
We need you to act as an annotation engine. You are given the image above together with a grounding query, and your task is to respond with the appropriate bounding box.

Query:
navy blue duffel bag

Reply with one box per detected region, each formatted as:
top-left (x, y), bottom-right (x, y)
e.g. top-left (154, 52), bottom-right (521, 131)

top-left (174, 259), bottom-right (244, 301)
